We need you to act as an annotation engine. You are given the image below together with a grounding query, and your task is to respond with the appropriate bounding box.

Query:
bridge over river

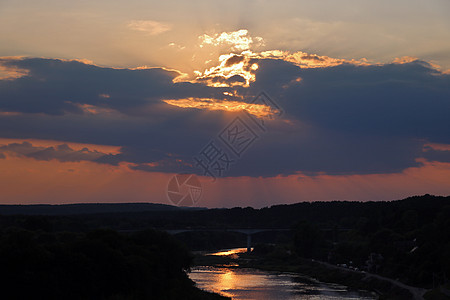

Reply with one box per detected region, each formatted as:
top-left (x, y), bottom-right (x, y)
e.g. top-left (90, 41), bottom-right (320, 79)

top-left (119, 227), bottom-right (349, 252)
top-left (164, 228), bottom-right (291, 252)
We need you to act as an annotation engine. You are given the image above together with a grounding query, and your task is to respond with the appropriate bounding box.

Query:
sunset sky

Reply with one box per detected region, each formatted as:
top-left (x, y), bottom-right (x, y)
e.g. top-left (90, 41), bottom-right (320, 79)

top-left (1, 0), bottom-right (450, 207)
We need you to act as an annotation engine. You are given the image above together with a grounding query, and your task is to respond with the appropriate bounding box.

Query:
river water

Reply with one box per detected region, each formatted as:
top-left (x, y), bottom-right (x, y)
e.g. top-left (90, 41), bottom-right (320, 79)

top-left (189, 248), bottom-right (376, 300)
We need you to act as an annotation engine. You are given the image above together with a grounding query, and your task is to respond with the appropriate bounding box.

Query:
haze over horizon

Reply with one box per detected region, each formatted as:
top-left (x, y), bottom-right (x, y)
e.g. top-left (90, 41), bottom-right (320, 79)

top-left (1, 0), bottom-right (450, 208)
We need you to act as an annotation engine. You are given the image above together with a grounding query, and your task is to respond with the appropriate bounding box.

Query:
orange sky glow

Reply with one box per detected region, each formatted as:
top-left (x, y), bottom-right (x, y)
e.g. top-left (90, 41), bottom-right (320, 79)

top-left (1, 1), bottom-right (450, 207)
top-left (1, 145), bottom-right (449, 207)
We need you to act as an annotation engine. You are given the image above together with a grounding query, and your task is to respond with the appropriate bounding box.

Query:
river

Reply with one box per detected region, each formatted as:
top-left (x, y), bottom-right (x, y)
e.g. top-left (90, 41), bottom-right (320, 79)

top-left (189, 248), bottom-right (376, 300)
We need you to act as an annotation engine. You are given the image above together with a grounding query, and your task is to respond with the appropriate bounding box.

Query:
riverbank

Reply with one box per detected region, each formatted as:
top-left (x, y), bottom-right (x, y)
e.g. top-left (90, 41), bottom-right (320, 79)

top-left (190, 259), bottom-right (376, 299)
top-left (240, 256), bottom-right (427, 300)
top-left (193, 249), bottom-right (430, 300)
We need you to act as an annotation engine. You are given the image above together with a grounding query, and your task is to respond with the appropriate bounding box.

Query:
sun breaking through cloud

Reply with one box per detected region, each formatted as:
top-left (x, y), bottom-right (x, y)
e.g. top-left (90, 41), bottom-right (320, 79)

top-left (199, 29), bottom-right (264, 52)
top-left (1, 14), bottom-right (450, 207)
top-left (194, 53), bottom-right (259, 87)
top-left (163, 97), bottom-right (276, 118)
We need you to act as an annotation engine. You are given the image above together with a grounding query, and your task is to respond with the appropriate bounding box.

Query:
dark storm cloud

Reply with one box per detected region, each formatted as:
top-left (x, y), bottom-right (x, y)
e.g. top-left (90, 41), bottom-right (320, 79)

top-left (231, 58), bottom-right (450, 176)
top-left (251, 59), bottom-right (450, 144)
top-left (0, 108), bottom-right (224, 171)
top-left (1, 56), bottom-right (449, 177)
top-left (0, 57), bottom-right (221, 116)
top-left (422, 147), bottom-right (450, 163)
top-left (0, 141), bottom-right (114, 162)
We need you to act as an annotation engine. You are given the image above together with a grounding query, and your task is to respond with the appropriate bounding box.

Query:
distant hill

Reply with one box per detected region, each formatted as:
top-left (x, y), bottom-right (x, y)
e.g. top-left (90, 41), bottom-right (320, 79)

top-left (1, 194), bottom-right (448, 228)
top-left (0, 202), bottom-right (205, 215)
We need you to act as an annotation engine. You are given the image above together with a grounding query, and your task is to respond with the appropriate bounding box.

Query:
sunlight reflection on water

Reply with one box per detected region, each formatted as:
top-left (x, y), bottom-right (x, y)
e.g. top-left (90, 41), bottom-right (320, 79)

top-left (189, 248), bottom-right (376, 300)
top-left (210, 248), bottom-right (250, 258)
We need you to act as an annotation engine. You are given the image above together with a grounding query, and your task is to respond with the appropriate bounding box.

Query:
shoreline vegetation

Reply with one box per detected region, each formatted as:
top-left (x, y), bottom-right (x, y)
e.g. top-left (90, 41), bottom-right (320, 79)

top-left (0, 228), bottom-right (228, 300)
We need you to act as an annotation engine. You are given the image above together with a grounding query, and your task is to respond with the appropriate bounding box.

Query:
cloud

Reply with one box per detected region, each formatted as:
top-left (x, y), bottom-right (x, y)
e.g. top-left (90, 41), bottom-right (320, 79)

top-left (193, 53), bottom-right (259, 87)
top-left (1, 55), bottom-right (450, 178)
top-left (392, 56), bottom-right (419, 64)
top-left (271, 60), bottom-right (450, 144)
top-left (191, 45), bottom-right (368, 88)
top-left (422, 145), bottom-right (450, 163)
top-left (0, 57), bottom-right (200, 115)
top-left (0, 57), bottom-right (29, 80)
top-left (163, 97), bottom-right (276, 118)
top-left (167, 42), bottom-right (186, 51)
top-left (127, 20), bottom-right (171, 35)
top-left (0, 141), bottom-right (113, 163)
top-left (199, 29), bottom-right (264, 52)
top-left (256, 50), bottom-right (370, 68)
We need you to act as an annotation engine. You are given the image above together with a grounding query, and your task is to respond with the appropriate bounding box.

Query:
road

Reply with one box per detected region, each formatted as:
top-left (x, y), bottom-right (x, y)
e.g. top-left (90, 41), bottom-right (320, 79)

top-left (314, 260), bottom-right (428, 300)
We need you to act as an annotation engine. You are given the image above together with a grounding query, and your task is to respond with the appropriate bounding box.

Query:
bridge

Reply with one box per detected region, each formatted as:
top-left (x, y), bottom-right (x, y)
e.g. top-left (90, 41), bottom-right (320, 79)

top-left (164, 228), bottom-right (291, 252)
top-left (119, 227), bottom-right (348, 252)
